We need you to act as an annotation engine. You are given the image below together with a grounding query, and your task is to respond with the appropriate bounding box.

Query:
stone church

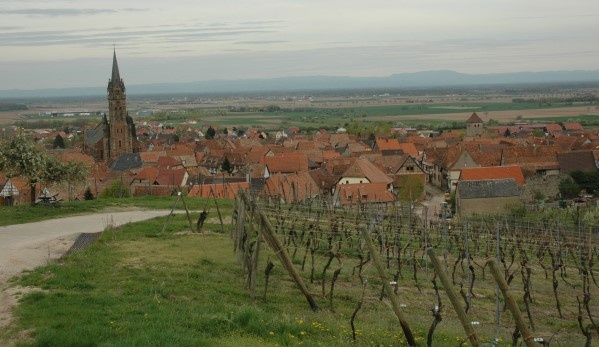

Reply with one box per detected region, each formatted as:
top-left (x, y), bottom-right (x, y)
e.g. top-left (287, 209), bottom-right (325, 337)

top-left (84, 50), bottom-right (138, 162)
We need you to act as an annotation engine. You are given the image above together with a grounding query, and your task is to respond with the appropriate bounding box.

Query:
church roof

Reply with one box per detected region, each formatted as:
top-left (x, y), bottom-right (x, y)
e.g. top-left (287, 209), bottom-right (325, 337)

top-left (112, 49), bottom-right (121, 83)
top-left (85, 128), bottom-right (103, 145)
top-left (110, 153), bottom-right (142, 171)
top-left (466, 112), bottom-right (484, 123)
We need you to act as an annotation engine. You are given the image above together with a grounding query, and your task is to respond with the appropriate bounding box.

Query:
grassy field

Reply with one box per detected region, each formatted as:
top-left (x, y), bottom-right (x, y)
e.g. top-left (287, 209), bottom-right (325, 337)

top-left (2, 216), bottom-right (429, 347)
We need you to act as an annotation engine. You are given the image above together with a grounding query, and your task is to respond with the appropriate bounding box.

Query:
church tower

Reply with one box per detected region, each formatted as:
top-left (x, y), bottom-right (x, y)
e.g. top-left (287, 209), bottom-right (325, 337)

top-left (104, 49), bottom-right (137, 161)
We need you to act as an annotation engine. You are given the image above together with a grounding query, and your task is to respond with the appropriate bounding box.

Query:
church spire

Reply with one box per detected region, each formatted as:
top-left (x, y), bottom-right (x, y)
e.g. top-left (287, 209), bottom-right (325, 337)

top-left (111, 48), bottom-right (121, 83)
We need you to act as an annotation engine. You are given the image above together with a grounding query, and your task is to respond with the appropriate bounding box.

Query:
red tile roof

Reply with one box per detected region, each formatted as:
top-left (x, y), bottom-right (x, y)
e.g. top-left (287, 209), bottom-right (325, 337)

top-left (263, 172), bottom-right (320, 203)
top-left (264, 153), bottom-right (309, 174)
top-left (336, 182), bottom-right (395, 206)
top-left (459, 165), bottom-right (525, 185)
top-left (341, 158), bottom-right (393, 184)
top-left (188, 182), bottom-right (249, 199)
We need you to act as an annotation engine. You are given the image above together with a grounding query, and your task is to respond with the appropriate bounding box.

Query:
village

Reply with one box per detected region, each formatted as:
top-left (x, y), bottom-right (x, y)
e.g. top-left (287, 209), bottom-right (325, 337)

top-left (1, 52), bottom-right (598, 218)
top-left (2, 107), bottom-right (599, 216)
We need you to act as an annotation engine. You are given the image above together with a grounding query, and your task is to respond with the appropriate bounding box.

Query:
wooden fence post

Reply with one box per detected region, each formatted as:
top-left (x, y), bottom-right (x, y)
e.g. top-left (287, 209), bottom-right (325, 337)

top-left (427, 248), bottom-right (480, 347)
top-left (487, 258), bottom-right (535, 347)
top-left (362, 224), bottom-right (416, 346)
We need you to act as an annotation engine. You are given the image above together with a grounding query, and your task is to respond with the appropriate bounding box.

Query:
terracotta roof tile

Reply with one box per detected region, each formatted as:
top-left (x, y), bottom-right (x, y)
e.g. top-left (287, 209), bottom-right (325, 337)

top-left (459, 165), bottom-right (525, 185)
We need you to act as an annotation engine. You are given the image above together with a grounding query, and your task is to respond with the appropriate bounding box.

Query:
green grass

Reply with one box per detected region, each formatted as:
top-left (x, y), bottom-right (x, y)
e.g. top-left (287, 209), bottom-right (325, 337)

top-left (0, 196), bottom-right (233, 226)
top-left (1, 216), bottom-right (469, 347)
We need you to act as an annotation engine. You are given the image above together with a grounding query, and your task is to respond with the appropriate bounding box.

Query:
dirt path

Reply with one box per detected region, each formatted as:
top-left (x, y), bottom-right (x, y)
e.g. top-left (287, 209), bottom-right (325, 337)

top-left (0, 210), bottom-right (172, 334)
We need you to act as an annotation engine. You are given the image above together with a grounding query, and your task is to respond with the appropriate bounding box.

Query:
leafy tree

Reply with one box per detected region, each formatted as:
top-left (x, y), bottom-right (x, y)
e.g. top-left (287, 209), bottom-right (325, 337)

top-left (0, 134), bottom-right (87, 205)
top-left (570, 170), bottom-right (599, 194)
top-left (558, 177), bottom-right (580, 199)
top-left (53, 134), bottom-right (65, 149)
top-left (504, 128), bottom-right (511, 137)
top-left (221, 156), bottom-right (233, 174)
top-left (205, 126), bottom-right (216, 139)
top-left (397, 175), bottom-right (424, 202)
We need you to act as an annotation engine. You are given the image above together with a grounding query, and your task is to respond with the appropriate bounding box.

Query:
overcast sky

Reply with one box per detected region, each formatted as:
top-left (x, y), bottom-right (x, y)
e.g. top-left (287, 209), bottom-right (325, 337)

top-left (1, 0), bottom-right (598, 90)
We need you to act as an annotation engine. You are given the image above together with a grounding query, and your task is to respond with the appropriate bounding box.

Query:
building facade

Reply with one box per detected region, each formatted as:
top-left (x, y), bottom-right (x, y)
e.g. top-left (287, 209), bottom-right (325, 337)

top-left (84, 50), bottom-right (137, 162)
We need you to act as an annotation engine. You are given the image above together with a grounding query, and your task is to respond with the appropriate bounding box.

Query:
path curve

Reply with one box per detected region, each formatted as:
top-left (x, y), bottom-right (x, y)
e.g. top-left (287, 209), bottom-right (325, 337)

top-left (0, 210), bottom-right (173, 333)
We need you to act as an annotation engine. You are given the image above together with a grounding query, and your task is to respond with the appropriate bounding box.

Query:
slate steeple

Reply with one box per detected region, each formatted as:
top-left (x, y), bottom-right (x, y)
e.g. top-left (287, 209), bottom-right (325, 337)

top-left (111, 48), bottom-right (121, 84)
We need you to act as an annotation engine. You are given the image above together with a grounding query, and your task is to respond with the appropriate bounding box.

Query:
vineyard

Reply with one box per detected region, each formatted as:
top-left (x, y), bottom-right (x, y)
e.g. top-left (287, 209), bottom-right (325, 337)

top-left (233, 191), bottom-right (599, 346)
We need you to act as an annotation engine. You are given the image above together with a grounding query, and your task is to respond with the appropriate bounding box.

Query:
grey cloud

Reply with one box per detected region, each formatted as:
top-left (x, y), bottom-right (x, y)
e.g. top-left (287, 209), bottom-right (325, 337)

top-left (0, 8), bottom-right (147, 16)
top-left (0, 24), bottom-right (279, 47)
top-left (1, 8), bottom-right (116, 16)
top-left (235, 40), bottom-right (287, 45)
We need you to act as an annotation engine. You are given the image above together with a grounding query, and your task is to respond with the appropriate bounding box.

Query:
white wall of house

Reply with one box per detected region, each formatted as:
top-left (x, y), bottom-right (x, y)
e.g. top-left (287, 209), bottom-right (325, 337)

top-left (338, 177), bottom-right (370, 185)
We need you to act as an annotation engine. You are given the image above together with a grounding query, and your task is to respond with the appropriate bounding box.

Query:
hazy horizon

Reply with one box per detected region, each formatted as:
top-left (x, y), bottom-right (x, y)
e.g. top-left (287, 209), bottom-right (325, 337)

top-left (1, 0), bottom-right (598, 90)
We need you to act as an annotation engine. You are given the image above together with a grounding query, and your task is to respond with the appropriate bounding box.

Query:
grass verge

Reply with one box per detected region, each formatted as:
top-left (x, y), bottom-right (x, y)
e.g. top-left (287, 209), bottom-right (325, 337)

top-left (0, 196), bottom-right (233, 227)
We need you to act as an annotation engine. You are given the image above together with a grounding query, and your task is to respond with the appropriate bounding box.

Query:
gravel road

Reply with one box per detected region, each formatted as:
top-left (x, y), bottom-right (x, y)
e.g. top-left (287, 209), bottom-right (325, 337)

top-left (0, 210), bottom-right (172, 333)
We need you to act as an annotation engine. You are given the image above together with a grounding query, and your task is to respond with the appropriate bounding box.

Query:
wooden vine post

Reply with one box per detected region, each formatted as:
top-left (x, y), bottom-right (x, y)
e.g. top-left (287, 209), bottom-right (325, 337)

top-left (238, 190), bottom-right (319, 312)
top-left (361, 224), bottom-right (416, 346)
top-left (487, 258), bottom-right (535, 347)
top-left (427, 248), bottom-right (480, 347)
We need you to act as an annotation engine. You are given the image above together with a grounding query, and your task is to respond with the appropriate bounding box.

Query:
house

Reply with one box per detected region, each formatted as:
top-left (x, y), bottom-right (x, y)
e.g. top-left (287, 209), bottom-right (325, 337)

top-left (337, 158), bottom-right (393, 191)
top-left (500, 145), bottom-right (560, 177)
top-left (332, 182), bottom-right (396, 209)
top-left (455, 178), bottom-right (520, 216)
top-left (365, 154), bottom-right (426, 195)
top-left (264, 153), bottom-right (309, 174)
top-left (262, 172), bottom-right (320, 204)
top-left (374, 139), bottom-right (419, 158)
top-left (459, 165), bottom-right (525, 185)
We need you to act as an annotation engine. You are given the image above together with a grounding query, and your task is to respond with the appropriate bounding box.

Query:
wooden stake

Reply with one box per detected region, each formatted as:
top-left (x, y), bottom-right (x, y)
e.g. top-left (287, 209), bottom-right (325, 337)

top-left (362, 224), bottom-right (416, 346)
top-left (487, 258), bottom-right (535, 347)
top-left (238, 190), bottom-right (319, 312)
top-left (427, 248), bottom-right (480, 347)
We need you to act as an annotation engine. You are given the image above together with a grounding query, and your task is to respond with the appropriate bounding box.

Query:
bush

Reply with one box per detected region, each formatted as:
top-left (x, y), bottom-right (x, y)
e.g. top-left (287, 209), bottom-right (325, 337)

top-left (83, 187), bottom-right (94, 200)
top-left (558, 177), bottom-right (580, 199)
top-left (99, 180), bottom-right (130, 198)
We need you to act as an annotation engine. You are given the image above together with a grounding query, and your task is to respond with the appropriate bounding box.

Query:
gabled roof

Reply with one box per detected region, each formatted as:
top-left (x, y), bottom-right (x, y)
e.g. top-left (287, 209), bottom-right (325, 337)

top-left (156, 155), bottom-right (182, 168)
top-left (264, 153), bottom-right (309, 174)
top-left (456, 178), bottom-right (519, 199)
top-left (501, 145), bottom-right (560, 170)
top-left (459, 165), bottom-right (525, 185)
top-left (466, 112), bottom-right (483, 123)
top-left (335, 182), bottom-right (395, 206)
top-left (263, 172), bottom-right (320, 203)
top-left (544, 123), bottom-right (564, 134)
top-left (341, 158), bottom-right (393, 184)
top-left (563, 122), bottom-right (583, 131)
top-left (188, 182), bottom-right (249, 199)
top-left (375, 139), bottom-right (419, 158)
top-left (155, 168), bottom-right (187, 186)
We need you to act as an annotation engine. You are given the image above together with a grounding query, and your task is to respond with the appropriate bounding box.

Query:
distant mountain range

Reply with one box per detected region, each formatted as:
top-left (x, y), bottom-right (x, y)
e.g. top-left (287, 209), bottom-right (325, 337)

top-left (2, 69), bottom-right (599, 99)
